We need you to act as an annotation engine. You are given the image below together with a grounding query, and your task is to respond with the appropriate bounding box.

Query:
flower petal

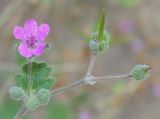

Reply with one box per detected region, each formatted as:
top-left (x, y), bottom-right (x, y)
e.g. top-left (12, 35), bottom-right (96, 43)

top-left (24, 19), bottom-right (38, 37)
top-left (13, 26), bottom-right (26, 41)
top-left (32, 43), bottom-right (46, 56)
top-left (37, 24), bottom-right (50, 41)
top-left (18, 42), bottom-right (33, 58)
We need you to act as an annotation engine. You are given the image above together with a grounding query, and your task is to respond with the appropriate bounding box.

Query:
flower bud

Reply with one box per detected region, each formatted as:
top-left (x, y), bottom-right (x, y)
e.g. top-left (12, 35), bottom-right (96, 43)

top-left (89, 31), bottom-right (110, 53)
top-left (9, 87), bottom-right (25, 101)
top-left (84, 75), bottom-right (96, 85)
top-left (26, 95), bottom-right (39, 111)
top-left (131, 65), bottom-right (151, 80)
top-left (36, 89), bottom-right (50, 105)
top-left (89, 9), bottom-right (111, 53)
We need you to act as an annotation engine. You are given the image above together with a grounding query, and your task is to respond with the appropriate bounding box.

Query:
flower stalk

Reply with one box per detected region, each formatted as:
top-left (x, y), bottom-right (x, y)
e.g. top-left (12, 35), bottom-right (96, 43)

top-left (28, 58), bottom-right (32, 97)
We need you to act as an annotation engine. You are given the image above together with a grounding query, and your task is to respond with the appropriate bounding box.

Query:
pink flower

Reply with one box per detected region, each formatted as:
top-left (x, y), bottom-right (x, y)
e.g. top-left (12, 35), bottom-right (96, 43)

top-left (152, 84), bottom-right (160, 98)
top-left (79, 110), bottom-right (90, 119)
top-left (13, 19), bottom-right (50, 58)
top-left (131, 39), bottom-right (144, 52)
top-left (118, 19), bottom-right (133, 34)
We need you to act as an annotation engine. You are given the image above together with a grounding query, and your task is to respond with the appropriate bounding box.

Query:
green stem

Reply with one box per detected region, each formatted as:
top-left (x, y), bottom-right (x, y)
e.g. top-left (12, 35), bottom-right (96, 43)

top-left (28, 58), bottom-right (32, 97)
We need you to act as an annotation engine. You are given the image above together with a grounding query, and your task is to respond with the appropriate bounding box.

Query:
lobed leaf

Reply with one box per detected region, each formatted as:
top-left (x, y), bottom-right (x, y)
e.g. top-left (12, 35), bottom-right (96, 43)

top-left (15, 62), bottom-right (55, 92)
top-left (15, 74), bottom-right (27, 90)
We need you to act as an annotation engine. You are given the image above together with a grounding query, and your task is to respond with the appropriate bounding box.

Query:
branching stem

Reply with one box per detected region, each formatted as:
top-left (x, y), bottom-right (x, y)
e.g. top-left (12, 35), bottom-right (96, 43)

top-left (14, 73), bottom-right (132, 119)
top-left (13, 53), bottom-right (132, 119)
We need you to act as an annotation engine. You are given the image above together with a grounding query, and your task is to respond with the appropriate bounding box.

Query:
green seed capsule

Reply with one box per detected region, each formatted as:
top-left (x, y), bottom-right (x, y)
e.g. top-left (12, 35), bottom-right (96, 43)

top-left (36, 89), bottom-right (50, 105)
top-left (9, 87), bottom-right (25, 101)
top-left (26, 95), bottom-right (39, 111)
top-left (131, 65), bottom-right (150, 80)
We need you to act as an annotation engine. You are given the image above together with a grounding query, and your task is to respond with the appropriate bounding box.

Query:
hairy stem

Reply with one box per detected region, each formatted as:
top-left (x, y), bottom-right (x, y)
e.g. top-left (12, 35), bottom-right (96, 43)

top-left (85, 53), bottom-right (97, 77)
top-left (14, 104), bottom-right (28, 119)
top-left (96, 74), bottom-right (132, 80)
top-left (51, 73), bottom-right (131, 96)
top-left (28, 59), bottom-right (32, 97)
top-left (51, 79), bottom-right (85, 96)
top-left (13, 53), bottom-right (131, 119)
top-left (14, 73), bottom-right (132, 119)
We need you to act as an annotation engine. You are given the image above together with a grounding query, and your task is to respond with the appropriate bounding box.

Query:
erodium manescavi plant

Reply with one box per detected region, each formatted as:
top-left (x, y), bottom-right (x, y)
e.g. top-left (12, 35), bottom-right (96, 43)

top-left (10, 19), bottom-right (54, 111)
top-left (9, 10), bottom-right (151, 119)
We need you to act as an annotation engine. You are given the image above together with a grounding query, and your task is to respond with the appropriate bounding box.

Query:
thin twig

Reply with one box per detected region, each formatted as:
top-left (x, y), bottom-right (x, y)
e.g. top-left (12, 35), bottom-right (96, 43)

top-left (85, 53), bottom-right (97, 77)
top-left (51, 73), bottom-right (132, 96)
top-left (97, 74), bottom-right (132, 80)
top-left (51, 79), bottom-right (85, 96)
top-left (50, 53), bottom-right (98, 97)
top-left (46, 52), bottom-right (97, 95)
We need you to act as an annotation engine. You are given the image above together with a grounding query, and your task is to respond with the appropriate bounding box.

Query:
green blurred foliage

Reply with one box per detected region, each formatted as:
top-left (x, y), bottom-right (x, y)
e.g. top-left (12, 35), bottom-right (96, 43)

top-left (111, 81), bottom-right (126, 94)
top-left (0, 97), bottom-right (28, 119)
top-left (47, 101), bottom-right (72, 119)
top-left (72, 93), bottom-right (89, 109)
top-left (41, 0), bottom-right (53, 6)
top-left (114, 0), bottom-right (139, 7)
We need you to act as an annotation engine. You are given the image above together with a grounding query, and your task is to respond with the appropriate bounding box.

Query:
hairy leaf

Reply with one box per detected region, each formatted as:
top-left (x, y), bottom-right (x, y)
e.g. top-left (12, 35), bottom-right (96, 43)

top-left (15, 62), bottom-right (55, 92)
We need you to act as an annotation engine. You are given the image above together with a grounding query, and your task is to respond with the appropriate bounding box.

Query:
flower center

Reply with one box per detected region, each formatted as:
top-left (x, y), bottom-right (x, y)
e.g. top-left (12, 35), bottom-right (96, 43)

top-left (26, 36), bottom-right (38, 49)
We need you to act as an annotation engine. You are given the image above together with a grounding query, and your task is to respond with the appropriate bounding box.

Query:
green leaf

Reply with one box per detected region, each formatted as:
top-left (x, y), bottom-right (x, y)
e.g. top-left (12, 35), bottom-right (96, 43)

top-left (98, 9), bottom-right (105, 41)
top-left (15, 74), bottom-right (28, 90)
top-left (15, 62), bottom-right (55, 92)
top-left (40, 77), bottom-right (55, 90)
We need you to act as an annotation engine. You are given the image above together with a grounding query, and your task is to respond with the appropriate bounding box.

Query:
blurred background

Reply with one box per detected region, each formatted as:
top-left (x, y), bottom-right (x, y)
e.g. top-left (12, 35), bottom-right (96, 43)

top-left (0, 0), bottom-right (159, 119)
